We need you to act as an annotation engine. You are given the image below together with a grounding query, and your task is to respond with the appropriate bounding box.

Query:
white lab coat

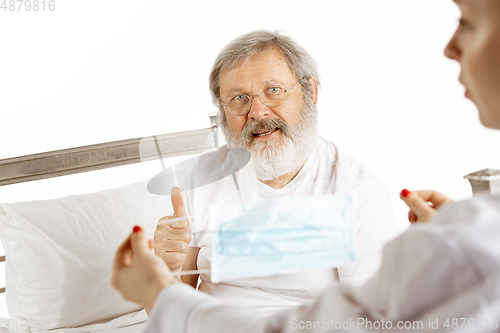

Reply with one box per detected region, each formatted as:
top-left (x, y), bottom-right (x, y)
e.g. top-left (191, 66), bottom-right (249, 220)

top-left (144, 194), bottom-right (500, 333)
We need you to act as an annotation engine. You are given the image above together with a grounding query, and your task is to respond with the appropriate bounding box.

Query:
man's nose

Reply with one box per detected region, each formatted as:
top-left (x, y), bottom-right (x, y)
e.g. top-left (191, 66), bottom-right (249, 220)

top-left (247, 95), bottom-right (272, 121)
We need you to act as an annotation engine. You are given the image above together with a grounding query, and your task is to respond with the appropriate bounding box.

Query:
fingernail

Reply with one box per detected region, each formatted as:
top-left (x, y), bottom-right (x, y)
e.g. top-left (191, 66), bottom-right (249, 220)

top-left (401, 189), bottom-right (411, 197)
top-left (171, 187), bottom-right (180, 196)
top-left (133, 226), bottom-right (142, 233)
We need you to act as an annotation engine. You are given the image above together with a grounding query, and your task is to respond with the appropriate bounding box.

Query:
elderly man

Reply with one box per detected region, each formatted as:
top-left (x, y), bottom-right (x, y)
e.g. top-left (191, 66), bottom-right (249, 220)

top-left (153, 30), bottom-right (400, 314)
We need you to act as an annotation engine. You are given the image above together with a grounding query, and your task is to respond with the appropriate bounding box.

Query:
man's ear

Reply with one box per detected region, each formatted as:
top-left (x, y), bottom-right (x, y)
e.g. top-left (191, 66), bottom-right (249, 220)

top-left (308, 77), bottom-right (319, 104)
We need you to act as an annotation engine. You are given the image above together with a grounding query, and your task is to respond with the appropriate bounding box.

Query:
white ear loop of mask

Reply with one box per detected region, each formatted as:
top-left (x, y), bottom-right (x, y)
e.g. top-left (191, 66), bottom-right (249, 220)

top-left (171, 269), bottom-right (211, 277)
top-left (157, 215), bottom-right (232, 234)
top-left (155, 215), bottom-right (213, 276)
top-left (156, 214), bottom-right (242, 278)
top-left (157, 215), bottom-right (193, 227)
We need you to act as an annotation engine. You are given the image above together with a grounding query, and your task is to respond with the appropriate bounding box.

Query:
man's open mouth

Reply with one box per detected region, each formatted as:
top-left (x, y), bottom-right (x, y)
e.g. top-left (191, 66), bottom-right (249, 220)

top-left (252, 128), bottom-right (279, 137)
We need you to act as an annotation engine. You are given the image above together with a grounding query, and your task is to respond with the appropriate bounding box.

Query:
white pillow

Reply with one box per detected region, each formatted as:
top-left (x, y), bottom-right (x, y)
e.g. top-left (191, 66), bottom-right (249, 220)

top-left (0, 181), bottom-right (172, 331)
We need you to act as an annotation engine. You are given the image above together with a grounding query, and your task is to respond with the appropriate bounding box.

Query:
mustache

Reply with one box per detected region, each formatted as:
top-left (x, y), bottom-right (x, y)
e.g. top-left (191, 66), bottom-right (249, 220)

top-left (241, 118), bottom-right (290, 144)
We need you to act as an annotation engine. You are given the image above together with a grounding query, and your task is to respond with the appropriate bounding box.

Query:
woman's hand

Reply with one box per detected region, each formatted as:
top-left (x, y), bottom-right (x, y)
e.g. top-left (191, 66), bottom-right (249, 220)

top-left (400, 189), bottom-right (454, 223)
top-left (111, 226), bottom-right (179, 314)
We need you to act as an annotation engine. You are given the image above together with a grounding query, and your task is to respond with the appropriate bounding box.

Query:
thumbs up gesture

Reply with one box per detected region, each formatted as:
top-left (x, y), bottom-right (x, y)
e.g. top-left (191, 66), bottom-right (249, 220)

top-left (154, 187), bottom-right (191, 275)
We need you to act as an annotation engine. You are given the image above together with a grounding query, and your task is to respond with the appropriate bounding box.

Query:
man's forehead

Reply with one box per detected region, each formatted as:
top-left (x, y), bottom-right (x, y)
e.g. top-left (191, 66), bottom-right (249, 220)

top-left (219, 50), bottom-right (296, 92)
top-left (221, 77), bottom-right (291, 96)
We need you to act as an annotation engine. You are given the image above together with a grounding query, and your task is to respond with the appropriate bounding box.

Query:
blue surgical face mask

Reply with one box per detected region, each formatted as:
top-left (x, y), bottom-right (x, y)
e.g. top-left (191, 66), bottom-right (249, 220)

top-left (208, 194), bottom-right (355, 283)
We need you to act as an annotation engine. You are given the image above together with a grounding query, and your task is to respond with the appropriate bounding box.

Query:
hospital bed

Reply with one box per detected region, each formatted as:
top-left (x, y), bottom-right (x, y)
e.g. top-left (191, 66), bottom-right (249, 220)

top-left (0, 112), bottom-right (497, 332)
top-left (0, 115), bottom-right (218, 332)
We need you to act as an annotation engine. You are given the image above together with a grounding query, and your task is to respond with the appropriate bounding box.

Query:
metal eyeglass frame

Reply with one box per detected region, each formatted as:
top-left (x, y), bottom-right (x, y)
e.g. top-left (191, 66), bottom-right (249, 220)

top-left (221, 77), bottom-right (306, 116)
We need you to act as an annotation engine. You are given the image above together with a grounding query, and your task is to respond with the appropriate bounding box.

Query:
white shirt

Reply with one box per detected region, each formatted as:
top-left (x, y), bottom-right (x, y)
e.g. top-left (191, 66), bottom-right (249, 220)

top-left (145, 194), bottom-right (500, 333)
top-left (182, 137), bottom-right (401, 313)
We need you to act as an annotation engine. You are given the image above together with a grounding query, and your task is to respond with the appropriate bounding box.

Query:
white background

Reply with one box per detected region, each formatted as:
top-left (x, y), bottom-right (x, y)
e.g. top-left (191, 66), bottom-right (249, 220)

top-left (1, 0), bottom-right (500, 319)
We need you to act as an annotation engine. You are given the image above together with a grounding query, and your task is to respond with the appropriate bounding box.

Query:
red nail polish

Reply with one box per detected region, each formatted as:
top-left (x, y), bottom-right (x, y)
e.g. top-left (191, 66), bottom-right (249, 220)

top-left (133, 226), bottom-right (142, 233)
top-left (401, 189), bottom-right (410, 197)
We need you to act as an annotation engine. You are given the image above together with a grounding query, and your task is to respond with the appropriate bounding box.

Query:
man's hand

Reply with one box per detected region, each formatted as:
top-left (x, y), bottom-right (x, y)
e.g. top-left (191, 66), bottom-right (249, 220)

top-left (400, 189), bottom-right (454, 223)
top-left (111, 226), bottom-right (179, 314)
top-left (154, 187), bottom-right (191, 276)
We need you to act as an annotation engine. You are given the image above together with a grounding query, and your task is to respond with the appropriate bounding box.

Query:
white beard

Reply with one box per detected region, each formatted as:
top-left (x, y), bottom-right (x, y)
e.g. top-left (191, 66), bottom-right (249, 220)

top-left (220, 103), bottom-right (318, 181)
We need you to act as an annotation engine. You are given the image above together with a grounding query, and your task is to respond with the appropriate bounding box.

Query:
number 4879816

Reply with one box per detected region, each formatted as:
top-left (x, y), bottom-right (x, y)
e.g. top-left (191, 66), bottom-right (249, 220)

top-left (1, 0), bottom-right (56, 11)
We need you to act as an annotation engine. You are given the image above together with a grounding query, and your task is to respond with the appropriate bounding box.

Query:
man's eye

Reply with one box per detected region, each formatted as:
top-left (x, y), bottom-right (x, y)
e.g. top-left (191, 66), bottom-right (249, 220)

top-left (268, 87), bottom-right (282, 94)
top-left (233, 95), bottom-right (247, 101)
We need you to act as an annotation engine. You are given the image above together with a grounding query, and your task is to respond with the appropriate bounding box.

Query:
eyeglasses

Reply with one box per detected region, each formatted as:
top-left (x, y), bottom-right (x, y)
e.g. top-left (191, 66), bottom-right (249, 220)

top-left (221, 78), bottom-right (305, 116)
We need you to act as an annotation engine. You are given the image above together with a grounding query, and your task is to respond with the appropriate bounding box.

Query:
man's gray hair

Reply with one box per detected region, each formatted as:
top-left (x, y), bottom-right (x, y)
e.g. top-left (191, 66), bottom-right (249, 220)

top-left (209, 30), bottom-right (321, 114)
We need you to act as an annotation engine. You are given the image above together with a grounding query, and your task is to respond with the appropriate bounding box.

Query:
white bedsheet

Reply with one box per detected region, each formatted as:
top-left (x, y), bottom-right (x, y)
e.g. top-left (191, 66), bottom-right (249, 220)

top-left (0, 310), bottom-right (148, 333)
